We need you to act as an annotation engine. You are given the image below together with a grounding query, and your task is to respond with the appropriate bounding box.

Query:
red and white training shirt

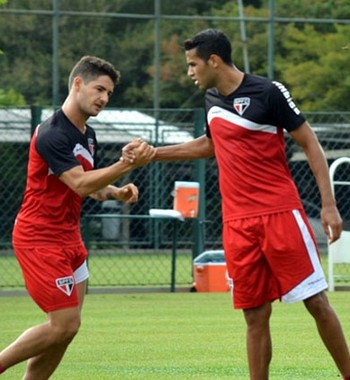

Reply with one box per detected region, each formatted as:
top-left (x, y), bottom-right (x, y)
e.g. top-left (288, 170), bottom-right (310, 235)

top-left (13, 109), bottom-right (97, 247)
top-left (205, 73), bottom-right (306, 222)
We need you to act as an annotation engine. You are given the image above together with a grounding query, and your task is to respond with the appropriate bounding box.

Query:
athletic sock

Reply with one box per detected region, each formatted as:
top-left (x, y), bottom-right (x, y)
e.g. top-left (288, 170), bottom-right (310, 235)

top-left (0, 364), bottom-right (6, 374)
top-left (343, 376), bottom-right (350, 380)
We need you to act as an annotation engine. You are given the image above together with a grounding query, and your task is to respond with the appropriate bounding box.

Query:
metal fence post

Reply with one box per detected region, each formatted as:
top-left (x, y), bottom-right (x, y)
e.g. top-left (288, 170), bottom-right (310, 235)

top-left (193, 108), bottom-right (206, 259)
top-left (30, 105), bottom-right (42, 136)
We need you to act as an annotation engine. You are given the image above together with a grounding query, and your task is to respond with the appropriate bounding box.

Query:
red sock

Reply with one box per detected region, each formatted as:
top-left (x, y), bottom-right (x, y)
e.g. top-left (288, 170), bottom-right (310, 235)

top-left (343, 376), bottom-right (350, 380)
top-left (0, 365), bottom-right (6, 374)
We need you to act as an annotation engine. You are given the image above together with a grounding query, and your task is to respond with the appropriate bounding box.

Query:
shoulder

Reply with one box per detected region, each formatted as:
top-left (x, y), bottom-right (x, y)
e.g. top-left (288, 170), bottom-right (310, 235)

top-left (243, 73), bottom-right (272, 88)
top-left (269, 80), bottom-right (303, 116)
top-left (246, 75), bottom-right (302, 115)
top-left (37, 110), bottom-right (65, 136)
top-left (36, 110), bottom-right (71, 149)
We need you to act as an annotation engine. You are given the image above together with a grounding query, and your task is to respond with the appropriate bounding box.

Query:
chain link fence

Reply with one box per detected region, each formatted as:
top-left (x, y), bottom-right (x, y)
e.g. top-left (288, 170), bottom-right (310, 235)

top-left (0, 107), bottom-right (349, 292)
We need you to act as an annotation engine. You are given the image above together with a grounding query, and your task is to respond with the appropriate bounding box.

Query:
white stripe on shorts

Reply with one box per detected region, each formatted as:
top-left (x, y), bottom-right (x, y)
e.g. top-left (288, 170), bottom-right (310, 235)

top-left (74, 260), bottom-right (89, 284)
top-left (281, 209), bottom-right (328, 304)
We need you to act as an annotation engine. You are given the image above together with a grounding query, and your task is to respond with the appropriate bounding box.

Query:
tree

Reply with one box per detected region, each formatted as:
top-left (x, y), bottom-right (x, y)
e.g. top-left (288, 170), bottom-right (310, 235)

top-left (0, 0), bottom-right (349, 111)
top-left (0, 88), bottom-right (25, 106)
top-left (276, 24), bottom-right (350, 111)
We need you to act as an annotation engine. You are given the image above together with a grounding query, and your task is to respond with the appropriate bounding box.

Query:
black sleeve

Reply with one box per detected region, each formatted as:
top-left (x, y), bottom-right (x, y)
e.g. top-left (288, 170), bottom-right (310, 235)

top-left (36, 129), bottom-right (81, 177)
top-left (267, 81), bottom-right (306, 132)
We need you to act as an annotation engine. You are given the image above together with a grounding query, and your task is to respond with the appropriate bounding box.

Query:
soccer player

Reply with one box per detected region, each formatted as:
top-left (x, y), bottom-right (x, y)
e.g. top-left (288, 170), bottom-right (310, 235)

top-left (141, 29), bottom-right (350, 379)
top-left (0, 56), bottom-right (154, 379)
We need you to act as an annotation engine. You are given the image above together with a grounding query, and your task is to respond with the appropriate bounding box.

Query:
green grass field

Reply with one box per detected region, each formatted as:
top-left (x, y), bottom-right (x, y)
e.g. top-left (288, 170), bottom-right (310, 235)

top-left (1, 292), bottom-right (350, 379)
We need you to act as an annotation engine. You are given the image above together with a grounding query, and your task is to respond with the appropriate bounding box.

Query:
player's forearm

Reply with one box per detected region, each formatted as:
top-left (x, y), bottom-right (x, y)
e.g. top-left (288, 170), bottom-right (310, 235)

top-left (60, 160), bottom-right (134, 198)
top-left (153, 135), bottom-right (214, 161)
top-left (154, 145), bottom-right (198, 161)
top-left (304, 141), bottom-right (336, 207)
top-left (290, 122), bottom-right (336, 208)
top-left (81, 162), bottom-right (134, 197)
top-left (89, 185), bottom-right (119, 201)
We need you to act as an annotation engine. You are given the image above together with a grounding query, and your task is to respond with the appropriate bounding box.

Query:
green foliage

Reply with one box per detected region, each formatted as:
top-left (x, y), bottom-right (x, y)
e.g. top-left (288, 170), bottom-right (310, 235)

top-left (0, 0), bottom-right (5, 53)
top-left (277, 24), bottom-right (350, 111)
top-left (275, 0), bottom-right (350, 20)
top-left (0, 0), bottom-right (349, 110)
top-left (109, 21), bottom-right (155, 108)
top-left (0, 88), bottom-right (25, 106)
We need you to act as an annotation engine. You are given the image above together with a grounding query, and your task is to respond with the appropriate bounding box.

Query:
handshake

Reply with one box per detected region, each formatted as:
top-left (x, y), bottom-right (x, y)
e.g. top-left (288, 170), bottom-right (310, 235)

top-left (120, 138), bottom-right (156, 168)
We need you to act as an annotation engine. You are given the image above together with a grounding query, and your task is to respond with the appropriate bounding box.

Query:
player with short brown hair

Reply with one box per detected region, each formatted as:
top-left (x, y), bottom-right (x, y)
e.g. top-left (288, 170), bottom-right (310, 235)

top-left (0, 55), bottom-right (154, 379)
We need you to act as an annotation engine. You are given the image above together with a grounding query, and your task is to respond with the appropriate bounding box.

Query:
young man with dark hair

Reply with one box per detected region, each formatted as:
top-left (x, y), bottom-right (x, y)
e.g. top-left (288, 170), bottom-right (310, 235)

top-left (145, 29), bottom-right (350, 379)
top-left (0, 55), bottom-right (154, 379)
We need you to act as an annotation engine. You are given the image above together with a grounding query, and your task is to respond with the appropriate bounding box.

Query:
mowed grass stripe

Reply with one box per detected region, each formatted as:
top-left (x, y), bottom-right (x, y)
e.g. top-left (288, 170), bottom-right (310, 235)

top-left (1, 292), bottom-right (350, 379)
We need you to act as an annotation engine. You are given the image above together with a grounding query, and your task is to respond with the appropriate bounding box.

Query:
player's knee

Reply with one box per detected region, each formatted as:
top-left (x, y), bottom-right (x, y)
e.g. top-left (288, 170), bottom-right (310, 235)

top-left (304, 292), bottom-right (332, 320)
top-left (51, 317), bottom-right (81, 344)
top-left (61, 318), bottom-right (81, 343)
top-left (244, 303), bottom-right (272, 328)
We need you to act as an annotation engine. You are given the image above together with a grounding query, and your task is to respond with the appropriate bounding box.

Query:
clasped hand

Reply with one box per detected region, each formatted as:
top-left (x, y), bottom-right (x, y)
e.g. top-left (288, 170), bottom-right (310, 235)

top-left (121, 138), bottom-right (155, 167)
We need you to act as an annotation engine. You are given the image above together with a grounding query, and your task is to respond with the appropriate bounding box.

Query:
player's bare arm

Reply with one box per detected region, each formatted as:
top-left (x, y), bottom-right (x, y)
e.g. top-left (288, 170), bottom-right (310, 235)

top-left (59, 141), bottom-right (155, 197)
top-left (289, 121), bottom-right (343, 243)
top-left (89, 184), bottom-right (139, 204)
top-left (153, 135), bottom-right (215, 161)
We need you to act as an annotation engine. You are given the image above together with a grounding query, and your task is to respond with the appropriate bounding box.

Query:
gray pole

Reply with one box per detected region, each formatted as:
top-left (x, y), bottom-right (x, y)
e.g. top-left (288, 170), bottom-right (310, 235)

top-left (152, 0), bottom-right (161, 248)
top-left (52, 0), bottom-right (59, 108)
top-left (154, 0), bottom-right (160, 116)
top-left (237, 0), bottom-right (250, 73)
top-left (267, 0), bottom-right (275, 79)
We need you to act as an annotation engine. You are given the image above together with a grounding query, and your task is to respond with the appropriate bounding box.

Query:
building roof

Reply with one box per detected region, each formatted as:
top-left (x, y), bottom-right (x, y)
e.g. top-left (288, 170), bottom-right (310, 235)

top-left (0, 108), bottom-right (194, 144)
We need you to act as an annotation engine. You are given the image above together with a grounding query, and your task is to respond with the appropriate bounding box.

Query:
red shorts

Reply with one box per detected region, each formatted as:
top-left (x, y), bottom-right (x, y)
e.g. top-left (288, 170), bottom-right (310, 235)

top-left (223, 210), bottom-right (327, 309)
top-left (13, 242), bottom-right (89, 313)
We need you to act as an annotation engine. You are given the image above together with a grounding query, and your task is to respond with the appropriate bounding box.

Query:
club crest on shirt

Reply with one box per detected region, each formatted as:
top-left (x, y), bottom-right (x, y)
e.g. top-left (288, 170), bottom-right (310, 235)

top-left (88, 138), bottom-right (95, 155)
top-left (233, 97), bottom-right (250, 115)
top-left (56, 276), bottom-right (74, 296)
